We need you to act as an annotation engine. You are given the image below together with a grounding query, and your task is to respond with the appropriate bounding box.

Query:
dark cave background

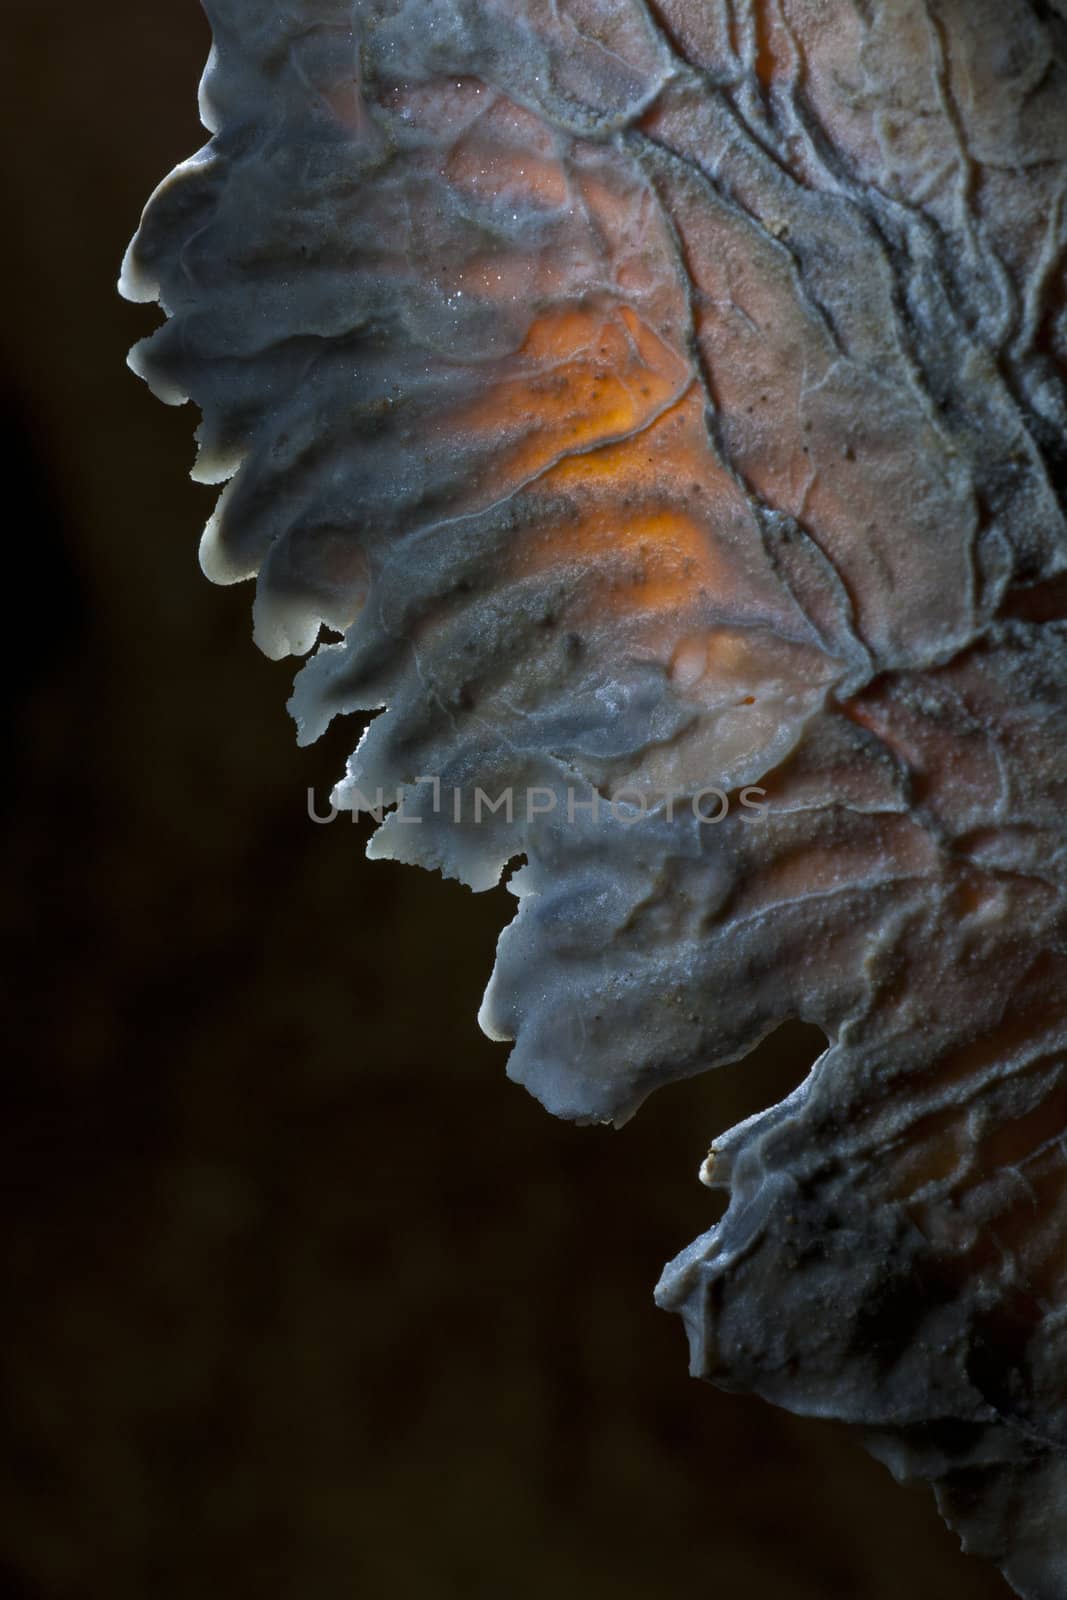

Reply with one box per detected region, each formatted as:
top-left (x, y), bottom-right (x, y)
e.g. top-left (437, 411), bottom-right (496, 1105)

top-left (1, 4), bottom-right (1011, 1597)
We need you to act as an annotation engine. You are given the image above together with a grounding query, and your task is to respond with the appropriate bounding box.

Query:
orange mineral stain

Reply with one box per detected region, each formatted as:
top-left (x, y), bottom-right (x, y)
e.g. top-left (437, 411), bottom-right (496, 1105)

top-left (509, 392), bottom-right (755, 622)
top-left (451, 304), bottom-right (691, 487)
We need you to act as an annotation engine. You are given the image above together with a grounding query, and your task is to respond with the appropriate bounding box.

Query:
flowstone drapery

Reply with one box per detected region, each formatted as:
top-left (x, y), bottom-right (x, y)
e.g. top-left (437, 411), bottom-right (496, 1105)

top-left (123, 4), bottom-right (1067, 1592)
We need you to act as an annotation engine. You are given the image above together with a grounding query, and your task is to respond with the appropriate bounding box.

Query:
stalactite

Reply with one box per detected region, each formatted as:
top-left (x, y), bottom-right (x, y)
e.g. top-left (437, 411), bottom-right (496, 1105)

top-left (123, 4), bottom-right (1067, 1592)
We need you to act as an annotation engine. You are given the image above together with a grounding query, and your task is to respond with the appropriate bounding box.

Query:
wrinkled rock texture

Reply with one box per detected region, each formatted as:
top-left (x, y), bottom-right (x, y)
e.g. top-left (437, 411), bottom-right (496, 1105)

top-left (124, 3), bottom-right (1067, 1594)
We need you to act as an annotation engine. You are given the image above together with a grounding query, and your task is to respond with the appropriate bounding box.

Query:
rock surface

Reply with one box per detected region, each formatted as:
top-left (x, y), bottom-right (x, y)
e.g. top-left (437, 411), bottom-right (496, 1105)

top-left (123, 3), bottom-right (1067, 1593)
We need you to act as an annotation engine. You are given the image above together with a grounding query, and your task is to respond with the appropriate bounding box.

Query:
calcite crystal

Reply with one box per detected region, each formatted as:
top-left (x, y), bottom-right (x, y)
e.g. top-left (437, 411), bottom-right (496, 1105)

top-left (122, 2), bottom-right (1067, 1592)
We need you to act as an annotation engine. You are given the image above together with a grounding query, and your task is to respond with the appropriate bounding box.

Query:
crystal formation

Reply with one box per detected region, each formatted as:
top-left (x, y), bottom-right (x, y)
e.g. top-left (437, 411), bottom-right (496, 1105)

top-left (122, 4), bottom-right (1067, 1592)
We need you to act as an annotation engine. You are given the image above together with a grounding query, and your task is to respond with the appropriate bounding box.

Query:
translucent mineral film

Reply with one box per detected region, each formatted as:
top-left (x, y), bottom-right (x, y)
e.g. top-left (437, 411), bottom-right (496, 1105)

top-left (122, 3), bottom-right (1067, 1593)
